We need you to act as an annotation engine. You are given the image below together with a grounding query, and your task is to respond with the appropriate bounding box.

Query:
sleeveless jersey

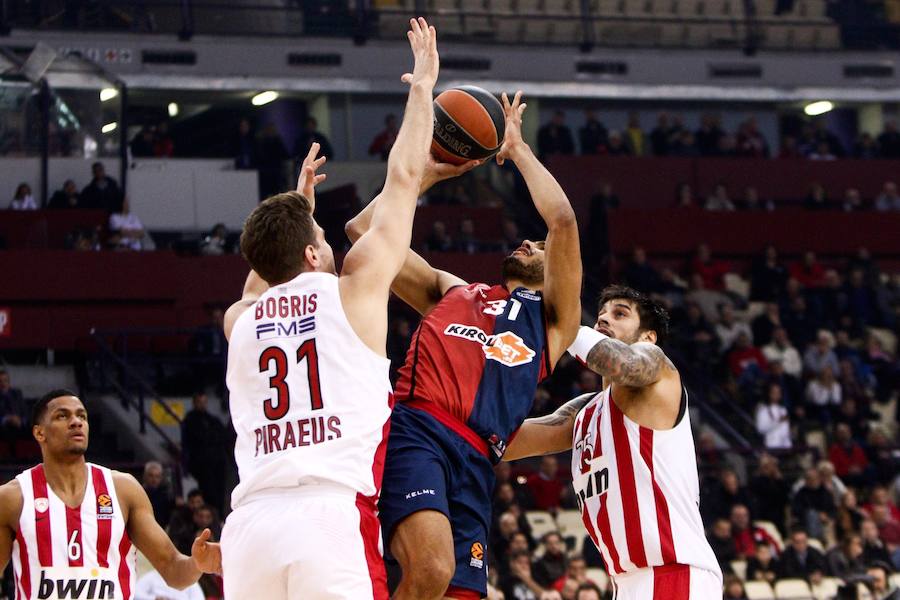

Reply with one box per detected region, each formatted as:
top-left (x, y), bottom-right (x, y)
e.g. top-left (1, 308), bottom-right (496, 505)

top-left (12, 463), bottom-right (136, 600)
top-left (570, 387), bottom-right (721, 578)
top-left (227, 271), bottom-right (393, 508)
top-left (394, 283), bottom-right (550, 462)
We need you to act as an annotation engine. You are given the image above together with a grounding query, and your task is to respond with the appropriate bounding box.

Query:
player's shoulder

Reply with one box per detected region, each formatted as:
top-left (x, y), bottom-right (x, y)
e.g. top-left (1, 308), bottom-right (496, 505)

top-left (110, 470), bottom-right (143, 502)
top-left (0, 479), bottom-right (24, 526)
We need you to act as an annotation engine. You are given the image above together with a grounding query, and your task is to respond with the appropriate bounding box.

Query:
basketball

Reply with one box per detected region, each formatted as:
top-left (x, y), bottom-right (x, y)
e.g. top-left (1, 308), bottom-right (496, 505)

top-left (432, 85), bottom-right (506, 165)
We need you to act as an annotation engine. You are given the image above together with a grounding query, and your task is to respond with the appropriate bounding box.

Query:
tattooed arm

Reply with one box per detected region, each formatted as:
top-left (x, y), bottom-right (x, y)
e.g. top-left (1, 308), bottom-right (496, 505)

top-left (584, 339), bottom-right (676, 387)
top-left (503, 393), bottom-right (595, 461)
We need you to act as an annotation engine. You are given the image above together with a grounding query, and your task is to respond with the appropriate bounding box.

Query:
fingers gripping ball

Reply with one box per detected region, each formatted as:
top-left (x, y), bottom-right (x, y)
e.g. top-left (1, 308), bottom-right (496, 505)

top-left (432, 85), bottom-right (506, 165)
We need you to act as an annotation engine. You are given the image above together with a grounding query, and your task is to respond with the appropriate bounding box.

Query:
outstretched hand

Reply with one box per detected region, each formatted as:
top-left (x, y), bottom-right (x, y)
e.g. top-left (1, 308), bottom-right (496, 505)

top-left (400, 17), bottom-right (439, 88)
top-left (190, 528), bottom-right (222, 575)
top-left (495, 91), bottom-right (528, 166)
top-left (420, 154), bottom-right (481, 194)
top-left (296, 141), bottom-right (327, 209)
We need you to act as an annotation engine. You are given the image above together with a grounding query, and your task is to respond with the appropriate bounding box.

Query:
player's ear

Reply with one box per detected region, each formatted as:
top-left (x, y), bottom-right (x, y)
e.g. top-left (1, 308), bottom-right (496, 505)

top-left (32, 424), bottom-right (45, 444)
top-left (639, 329), bottom-right (657, 344)
top-left (303, 244), bottom-right (319, 270)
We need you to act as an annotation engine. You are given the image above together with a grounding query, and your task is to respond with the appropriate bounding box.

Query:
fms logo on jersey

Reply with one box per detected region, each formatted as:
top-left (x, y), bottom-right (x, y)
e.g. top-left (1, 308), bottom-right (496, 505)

top-left (256, 316), bottom-right (315, 340)
top-left (443, 325), bottom-right (535, 367)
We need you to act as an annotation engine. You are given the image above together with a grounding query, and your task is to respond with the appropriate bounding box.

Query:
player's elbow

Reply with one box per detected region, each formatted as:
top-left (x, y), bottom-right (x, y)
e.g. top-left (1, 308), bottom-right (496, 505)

top-left (385, 163), bottom-right (420, 193)
top-left (546, 204), bottom-right (577, 230)
top-left (344, 216), bottom-right (363, 243)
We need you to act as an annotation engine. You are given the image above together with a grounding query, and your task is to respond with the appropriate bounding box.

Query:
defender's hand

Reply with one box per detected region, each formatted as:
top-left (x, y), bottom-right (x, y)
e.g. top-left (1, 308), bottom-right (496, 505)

top-left (191, 528), bottom-right (222, 575)
top-left (495, 91), bottom-right (528, 165)
top-left (295, 142), bottom-right (327, 207)
top-left (400, 17), bottom-right (439, 88)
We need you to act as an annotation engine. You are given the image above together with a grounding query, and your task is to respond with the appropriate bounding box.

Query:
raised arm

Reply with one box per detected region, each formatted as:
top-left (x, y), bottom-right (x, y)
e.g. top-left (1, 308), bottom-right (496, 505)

top-left (503, 393), bottom-right (595, 461)
top-left (116, 473), bottom-right (220, 589)
top-left (568, 326), bottom-right (675, 388)
top-left (339, 18), bottom-right (440, 351)
top-left (497, 92), bottom-right (581, 365)
top-left (345, 156), bottom-right (477, 315)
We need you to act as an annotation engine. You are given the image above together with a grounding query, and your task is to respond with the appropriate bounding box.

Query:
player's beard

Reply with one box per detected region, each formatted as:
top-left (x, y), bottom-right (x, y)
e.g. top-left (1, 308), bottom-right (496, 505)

top-left (501, 255), bottom-right (544, 287)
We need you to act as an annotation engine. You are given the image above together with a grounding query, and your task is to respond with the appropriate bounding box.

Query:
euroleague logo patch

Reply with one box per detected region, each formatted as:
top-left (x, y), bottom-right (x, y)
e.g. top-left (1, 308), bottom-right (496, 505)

top-left (97, 493), bottom-right (114, 519)
top-left (443, 324), bottom-right (535, 367)
top-left (469, 542), bottom-right (485, 569)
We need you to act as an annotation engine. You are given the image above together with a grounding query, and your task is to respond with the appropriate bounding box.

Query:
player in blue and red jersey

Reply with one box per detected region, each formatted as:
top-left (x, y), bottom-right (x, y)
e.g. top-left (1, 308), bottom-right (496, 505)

top-left (346, 91), bottom-right (582, 600)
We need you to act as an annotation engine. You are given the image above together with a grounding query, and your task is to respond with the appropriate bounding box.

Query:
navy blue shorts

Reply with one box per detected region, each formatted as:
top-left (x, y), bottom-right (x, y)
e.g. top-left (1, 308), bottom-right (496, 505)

top-left (379, 403), bottom-right (495, 597)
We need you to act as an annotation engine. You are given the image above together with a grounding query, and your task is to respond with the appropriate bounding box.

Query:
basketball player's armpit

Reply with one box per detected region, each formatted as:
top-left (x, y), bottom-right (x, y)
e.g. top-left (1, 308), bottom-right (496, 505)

top-left (505, 394), bottom-right (593, 460)
top-left (528, 393), bottom-right (593, 428)
top-left (585, 339), bottom-right (675, 387)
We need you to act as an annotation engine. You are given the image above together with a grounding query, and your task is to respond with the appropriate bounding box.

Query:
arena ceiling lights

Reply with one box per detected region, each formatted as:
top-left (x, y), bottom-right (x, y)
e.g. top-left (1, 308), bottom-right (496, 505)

top-left (804, 101), bottom-right (834, 116)
top-left (251, 91), bottom-right (279, 106)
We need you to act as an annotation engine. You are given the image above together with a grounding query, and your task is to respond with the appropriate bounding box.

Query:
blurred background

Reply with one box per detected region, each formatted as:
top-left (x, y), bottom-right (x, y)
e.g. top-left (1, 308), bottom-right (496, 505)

top-left (1, 1), bottom-right (899, 598)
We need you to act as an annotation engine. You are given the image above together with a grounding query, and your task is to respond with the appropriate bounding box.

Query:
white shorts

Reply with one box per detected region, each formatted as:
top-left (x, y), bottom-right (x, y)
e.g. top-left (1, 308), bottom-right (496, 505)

top-left (221, 485), bottom-right (388, 600)
top-left (610, 564), bottom-right (722, 600)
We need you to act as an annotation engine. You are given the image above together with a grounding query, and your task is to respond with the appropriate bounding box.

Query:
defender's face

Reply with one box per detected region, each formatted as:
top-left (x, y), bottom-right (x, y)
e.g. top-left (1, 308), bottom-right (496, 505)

top-left (595, 299), bottom-right (647, 345)
top-left (34, 396), bottom-right (89, 456)
top-left (312, 222), bottom-right (336, 275)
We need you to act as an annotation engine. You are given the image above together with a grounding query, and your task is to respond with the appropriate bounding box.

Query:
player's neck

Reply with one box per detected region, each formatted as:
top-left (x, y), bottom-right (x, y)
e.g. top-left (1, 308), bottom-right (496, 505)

top-left (42, 456), bottom-right (89, 499)
top-left (503, 279), bottom-right (542, 293)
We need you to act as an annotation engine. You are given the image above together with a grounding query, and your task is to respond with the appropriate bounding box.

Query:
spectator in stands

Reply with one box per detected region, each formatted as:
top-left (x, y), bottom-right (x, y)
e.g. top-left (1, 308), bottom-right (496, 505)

top-left (875, 181), bottom-right (900, 211)
top-left (870, 505), bottom-right (900, 550)
top-left (234, 118), bottom-right (256, 170)
top-left (182, 391), bottom-right (228, 513)
top-left (842, 187), bottom-right (864, 212)
top-left (780, 528), bottom-right (827, 581)
top-left (867, 562), bottom-right (900, 600)
top-left (731, 504), bottom-right (778, 559)
top-left (782, 295), bottom-right (818, 351)
top-left (502, 549), bottom-right (546, 599)
top-left (804, 332), bottom-right (840, 375)
top-left (809, 141), bottom-right (837, 161)
top-left (81, 162), bottom-right (122, 212)
top-left (806, 365), bottom-right (843, 422)
top-left (716, 303), bottom-right (753, 352)
top-left (536, 110), bottom-right (575, 161)
top-left (750, 245), bottom-right (789, 302)
top-left (691, 242), bottom-right (730, 290)
top-left (256, 123), bottom-right (290, 200)
top-left (130, 125), bottom-right (156, 157)
top-left (723, 575), bottom-right (749, 599)
top-left (705, 469), bottom-right (753, 523)
top-left (750, 454), bottom-right (790, 533)
top-left (746, 542), bottom-right (780, 585)
top-left (532, 532), bottom-right (567, 589)
top-left (864, 487), bottom-right (900, 523)
top-left (854, 132), bottom-right (880, 159)
top-left (847, 268), bottom-right (883, 328)
top-left (491, 511), bottom-right (524, 573)
top-left (791, 251), bottom-right (828, 289)
top-left (736, 117), bottom-right (769, 158)
top-left (622, 246), bottom-right (661, 294)
top-left (9, 182), bottom-right (37, 210)
top-left (827, 534), bottom-right (867, 579)
top-left (812, 120), bottom-right (845, 157)
top-left (649, 112), bottom-right (673, 156)
top-left (861, 518), bottom-right (893, 566)
top-left (696, 113), bottom-right (724, 156)
top-left (526, 456), bottom-right (565, 512)
top-left (779, 135), bottom-right (803, 159)
top-left (674, 300), bottom-right (719, 371)
top-left (804, 182), bottom-right (830, 210)
top-left (768, 360), bottom-right (804, 418)
top-left (739, 186), bottom-right (774, 211)
top-left (496, 218), bottom-right (521, 254)
top-left (368, 114), bottom-right (398, 161)
top-left (453, 217), bottom-right (482, 254)
top-left (578, 110), bottom-right (608, 155)
top-left (154, 121), bottom-right (174, 157)
top-left (293, 116), bottom-right (334, 161)
top-left (728, 332), bottom-right (769, 382)
top-left (0, 369), bottom-right (27, 450)
top-left (423, 220), bottom-right (453, 252)
top-left (142, 461), bottom-right (175, 527)
top-left (674, 182), bottom-right (697, 208)
top-left (109, 198), bottom-right (151, 251)
top-left (756, 382), bottom-right (792, 450)
top-left (877, 120), bottom-right (900, 158)
top-left (835, 489), bottom-right (868, 541)
top-left (573, 583), bottom-right (602, 600)
top-left (167, 488), bottom-right (205, 553)
top-left (670, 130), bottom-right (700, 157)
top-left (792, 470), bottom-right (837, 541)
top-left (704, 182), bottom-right (736, 211)
top-left (200, 223), bottom-right (228, 256)
top-left (48, 179), bottom-right (82, 209)
top-left (753, 304), bottom-right (782, 348)
top-left (866, 429), bottom-right (898, 486)
top-left (708, 518), bottom-right (738, 569)
top-left (605, 131), bottom-right (631, 156)
top-left (624, 111), bottom-right (644, 156)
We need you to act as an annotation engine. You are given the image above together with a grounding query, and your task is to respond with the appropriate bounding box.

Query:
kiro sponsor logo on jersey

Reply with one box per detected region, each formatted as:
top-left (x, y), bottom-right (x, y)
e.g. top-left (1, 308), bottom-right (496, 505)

top-left (37, 568), bottom-right (115, 599)
top-left (254, 416), bottom-right (342, 457)
top-left (443, 324), bottom-right (535, 367)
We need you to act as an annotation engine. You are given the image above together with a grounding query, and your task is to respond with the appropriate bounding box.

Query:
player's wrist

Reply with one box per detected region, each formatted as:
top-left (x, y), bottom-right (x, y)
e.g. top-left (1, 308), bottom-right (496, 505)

top-left (567, 326), bottom-right (607, 363)
top-left (505, 141), bottom-right (531, 161)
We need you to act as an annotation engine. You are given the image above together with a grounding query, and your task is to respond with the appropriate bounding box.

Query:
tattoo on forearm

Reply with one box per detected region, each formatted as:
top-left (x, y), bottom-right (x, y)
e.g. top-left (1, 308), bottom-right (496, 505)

top-left (529, 394), bottom-right (593, 427)
top-left (584, 339), bottom-right (674, 387)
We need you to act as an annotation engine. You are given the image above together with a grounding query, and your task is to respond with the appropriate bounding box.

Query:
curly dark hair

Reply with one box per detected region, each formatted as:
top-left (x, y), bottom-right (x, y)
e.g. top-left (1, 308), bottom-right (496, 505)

top-left (597, 284), bottom-right (670, 345)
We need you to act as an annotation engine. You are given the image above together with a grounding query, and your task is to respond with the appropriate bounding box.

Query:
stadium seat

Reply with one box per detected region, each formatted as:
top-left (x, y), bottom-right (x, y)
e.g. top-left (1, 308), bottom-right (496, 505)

top-left (677, 0), bottom-right (704, 18)
top-left (496, 16), bottom-right (526, 41)
top-left (745, 581), bottom-right (776, 600)
top-left (730, 560), bottom-right (747, 581)
top-left (805, 430), bottom-right (828, 454)
top-left (761, 23), bottom-right (790, 49)
top-left (806, 537), bottom-right (825, 554)
top-left (460, 0), bottom-right (489, 14)
top-left (869, 327), bottom-right (898, 355)
top-left (791, 25), bottom-right (817, 49)
top-left (556, 510), bottom-right (584, 546)
top-left (514, 0), bottom-right (544, 15)
top-left (431, 14), bottom-right (465, 35)
top-left (489, 0), bottom-right (517, 14)
top-left (623, 0), bottom-right (651, 16)
top-left (544, 0), bottom-right (580, 16)
top-left (548, 19), bottom-right (585, 44)
top-left (774, 579), bottom-right (812, 599)
top-left (591, 0), bottom-right (623, 16)
top-left (525, 511), bottom-right (558, 540)
top-left (462, 14), bottom-right (494, 36)
top-left (585, 568), bottom-right (609, 591)
top-left (812, 578), bottom-right (841, 600)
top-left (753, 0), bottom-right (775, 16)
top-left (891, 574), bottom-right (900, 590)
top-left (703, 0), bottom-right (736, 18)
top-left (815, 25), bottom-right (841, 49)
top-left (659, 22), bottom-right (688, 45)
top-left (724, 273), bottom-right (750, 299)
top-left (753, 521), bottom-right (784, 552)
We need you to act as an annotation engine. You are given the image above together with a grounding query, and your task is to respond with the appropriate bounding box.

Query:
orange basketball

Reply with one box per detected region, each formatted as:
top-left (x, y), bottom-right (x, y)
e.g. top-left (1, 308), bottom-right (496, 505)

top-left (432, 85), bottom-right (505, 165)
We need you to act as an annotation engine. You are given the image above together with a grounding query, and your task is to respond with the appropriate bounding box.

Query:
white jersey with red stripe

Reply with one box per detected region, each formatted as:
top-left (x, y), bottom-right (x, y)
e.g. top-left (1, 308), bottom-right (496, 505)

top-left (12, 463), bottom-right (136, 600)
top-left (571, 386), bottom-right (721, 583)
top-left (226, 271), bottom-right (393, 509)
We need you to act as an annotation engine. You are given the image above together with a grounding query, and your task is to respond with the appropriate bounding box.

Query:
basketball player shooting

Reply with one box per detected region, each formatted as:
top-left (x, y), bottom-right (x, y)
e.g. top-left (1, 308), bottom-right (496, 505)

top-left (0, 389), bottom-right (221, 600)
top-left (345, 91), bottom-right (582, 600)
top-left (219, 17), bottom-right (439, 600)
top-left (504, 285), bottom-right (724, 599)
